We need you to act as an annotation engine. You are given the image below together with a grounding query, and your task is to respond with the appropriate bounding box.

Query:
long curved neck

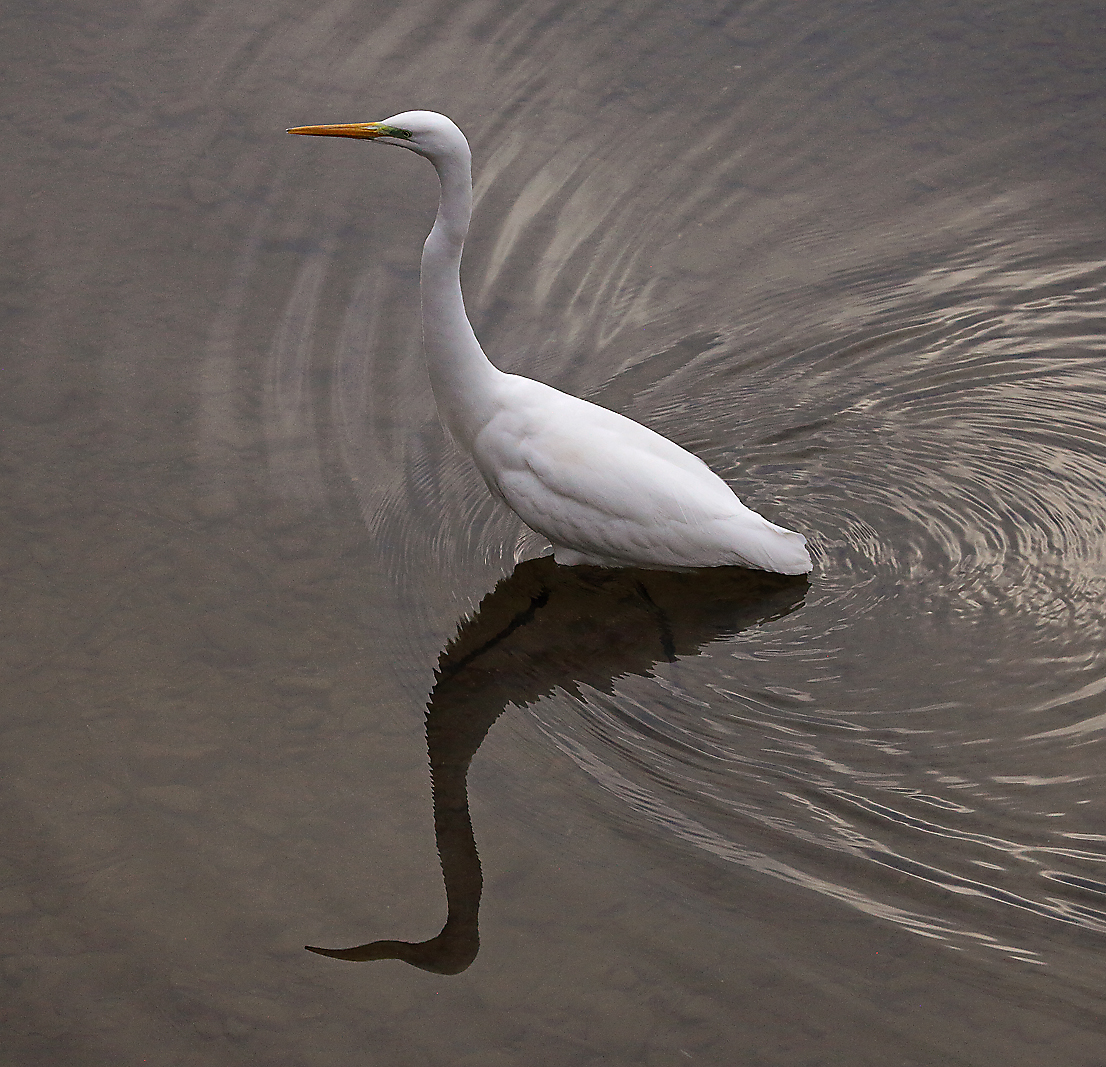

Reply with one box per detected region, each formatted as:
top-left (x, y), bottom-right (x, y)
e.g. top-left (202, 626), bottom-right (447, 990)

top-left (421, 146), bottom-right (502, 449)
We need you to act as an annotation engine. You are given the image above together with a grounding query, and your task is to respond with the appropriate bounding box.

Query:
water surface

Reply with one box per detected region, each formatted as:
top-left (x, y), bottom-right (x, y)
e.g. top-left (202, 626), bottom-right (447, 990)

top-left (3, 0), bottom-right (1106, 1064)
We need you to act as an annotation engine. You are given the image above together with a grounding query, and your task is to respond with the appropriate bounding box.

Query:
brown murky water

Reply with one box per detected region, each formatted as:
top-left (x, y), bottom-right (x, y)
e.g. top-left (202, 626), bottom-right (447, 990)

top-left (3, 1), bottom-right (1106, 1064)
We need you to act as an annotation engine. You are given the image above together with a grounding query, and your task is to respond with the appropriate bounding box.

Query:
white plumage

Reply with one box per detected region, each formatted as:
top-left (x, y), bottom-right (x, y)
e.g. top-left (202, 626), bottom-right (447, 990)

top-left (288, 111), bottom-right (812, 574)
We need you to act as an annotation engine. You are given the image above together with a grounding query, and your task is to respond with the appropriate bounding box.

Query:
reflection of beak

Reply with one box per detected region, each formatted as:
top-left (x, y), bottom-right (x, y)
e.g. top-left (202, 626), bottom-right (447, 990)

top-left (286, 122), bottom-right (386, 138)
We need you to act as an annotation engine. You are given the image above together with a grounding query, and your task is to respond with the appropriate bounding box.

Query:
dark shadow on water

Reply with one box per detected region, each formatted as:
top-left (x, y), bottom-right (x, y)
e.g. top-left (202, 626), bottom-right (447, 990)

top-left (307, 555), bottom-right (808, 973)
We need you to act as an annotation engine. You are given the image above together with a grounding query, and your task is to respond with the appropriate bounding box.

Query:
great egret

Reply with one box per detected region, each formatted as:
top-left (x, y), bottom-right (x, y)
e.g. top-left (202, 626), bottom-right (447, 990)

top-left (287, 111), bottom-right (812, 573)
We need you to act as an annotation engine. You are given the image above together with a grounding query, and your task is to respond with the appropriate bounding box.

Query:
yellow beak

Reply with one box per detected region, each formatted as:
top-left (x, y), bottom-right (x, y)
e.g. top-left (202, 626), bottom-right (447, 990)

top-left (286, 122), bottom-right (387, 139)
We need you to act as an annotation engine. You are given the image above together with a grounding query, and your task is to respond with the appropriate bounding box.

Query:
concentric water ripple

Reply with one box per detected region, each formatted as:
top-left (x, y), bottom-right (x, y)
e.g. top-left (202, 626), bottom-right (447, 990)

top-left (352, 202), bottom-right (1106, 966)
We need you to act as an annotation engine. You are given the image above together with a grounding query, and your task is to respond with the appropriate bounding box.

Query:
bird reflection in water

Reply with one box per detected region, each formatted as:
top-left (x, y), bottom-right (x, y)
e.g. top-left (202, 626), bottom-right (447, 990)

top-left (307, 555), bottom-right (807, 973)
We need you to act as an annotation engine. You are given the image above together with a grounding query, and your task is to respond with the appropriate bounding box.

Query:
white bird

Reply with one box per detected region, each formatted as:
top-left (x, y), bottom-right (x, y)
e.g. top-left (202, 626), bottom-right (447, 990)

top-left (288, 111), bottom-right (812, 574)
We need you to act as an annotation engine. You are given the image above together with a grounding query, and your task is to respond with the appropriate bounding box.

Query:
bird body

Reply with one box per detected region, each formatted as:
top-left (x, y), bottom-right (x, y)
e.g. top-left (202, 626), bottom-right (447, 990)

top-left (288, 111), bottom-right (812, 574)
top-left (470, 374), bottom-right (810, 571)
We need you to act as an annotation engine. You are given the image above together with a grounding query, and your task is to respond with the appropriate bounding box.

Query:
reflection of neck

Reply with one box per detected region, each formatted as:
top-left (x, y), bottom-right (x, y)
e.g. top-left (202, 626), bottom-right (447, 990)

top-left (304, 578), bottom-right (555, 973)
top-left (306, 671), bottom-right (501, 974)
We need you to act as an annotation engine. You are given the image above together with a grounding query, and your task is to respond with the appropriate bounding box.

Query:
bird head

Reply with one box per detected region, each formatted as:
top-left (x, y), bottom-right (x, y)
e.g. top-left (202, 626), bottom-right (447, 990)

top-left (287, 110), bottom-right (468, 162)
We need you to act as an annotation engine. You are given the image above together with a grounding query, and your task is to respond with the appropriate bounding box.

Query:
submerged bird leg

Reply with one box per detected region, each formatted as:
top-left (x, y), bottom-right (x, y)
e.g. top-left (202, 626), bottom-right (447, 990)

top-left (634, 581), bottom-right (678, 663)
